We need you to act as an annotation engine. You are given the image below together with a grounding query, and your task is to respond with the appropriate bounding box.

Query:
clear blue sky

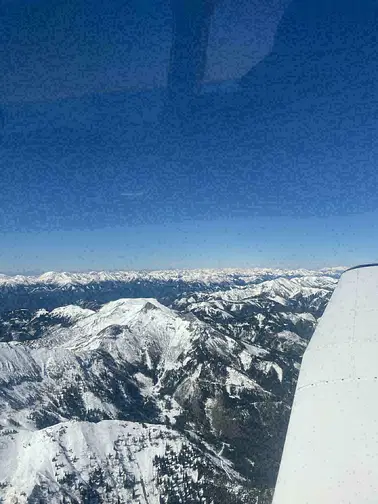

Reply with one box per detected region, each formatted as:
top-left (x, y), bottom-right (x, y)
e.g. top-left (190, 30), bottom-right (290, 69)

top-left (1, 0), bottom-right (378, 273)
top-left (1, 212), bottom-right (377, 274)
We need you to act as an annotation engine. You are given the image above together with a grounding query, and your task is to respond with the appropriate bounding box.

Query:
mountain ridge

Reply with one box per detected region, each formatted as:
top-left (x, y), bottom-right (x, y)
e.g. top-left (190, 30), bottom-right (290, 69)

top-left (0, 268), bottom-right (343, 503)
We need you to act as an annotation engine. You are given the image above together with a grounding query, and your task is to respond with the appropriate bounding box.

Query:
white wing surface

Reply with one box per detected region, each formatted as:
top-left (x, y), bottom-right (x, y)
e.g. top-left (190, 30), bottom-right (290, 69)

top-left (273, 264), bottom-right (378, 503)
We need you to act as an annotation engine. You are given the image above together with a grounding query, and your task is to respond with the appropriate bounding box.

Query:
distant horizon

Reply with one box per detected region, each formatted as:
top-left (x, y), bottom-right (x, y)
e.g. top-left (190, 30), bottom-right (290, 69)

top-left (1, 212), bottom-right (376, 275)
top-left (0, 264), bottom-right (349, 278)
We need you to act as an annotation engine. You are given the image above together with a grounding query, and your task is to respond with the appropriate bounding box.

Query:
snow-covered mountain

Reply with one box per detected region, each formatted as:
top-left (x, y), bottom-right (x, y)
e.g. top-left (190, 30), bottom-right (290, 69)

top-left (0, 267), bottom-right (345, 288)
top-left (0, 268), bottom-right (344, 503)
top-left (0, 266), bottom-right (345, 314)
top-left (1, 420), bottom-right (250, 504)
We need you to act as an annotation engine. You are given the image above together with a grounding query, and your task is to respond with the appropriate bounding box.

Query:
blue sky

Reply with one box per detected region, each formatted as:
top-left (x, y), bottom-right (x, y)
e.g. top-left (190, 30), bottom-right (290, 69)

top-left (1, 0), bottom-right (378, 273)
top-left (2, 212), bottom-right (378, 274)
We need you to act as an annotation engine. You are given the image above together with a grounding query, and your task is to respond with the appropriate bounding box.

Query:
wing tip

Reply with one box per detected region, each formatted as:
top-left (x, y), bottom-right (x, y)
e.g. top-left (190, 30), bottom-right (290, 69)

top-left (343, 263), bottom-right (378, 274)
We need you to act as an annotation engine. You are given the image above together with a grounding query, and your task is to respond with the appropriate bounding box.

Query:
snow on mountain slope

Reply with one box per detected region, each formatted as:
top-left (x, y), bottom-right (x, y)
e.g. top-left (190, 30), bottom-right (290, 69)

top-left (49, 305), bottom-right (95, 321)
top-left (0, 297), bottom-right (264, 435)
top-left (0, 419), bottom-right (239, 504)
top-left (0, 269), bottom-right (343, 503)
top-left (0, 267), bottom-right (346, 288)
top-left (226, 368), bottom-right (272, 398)
top-left (0, 267), bottom-right (345, 316)
top-left (207, 275), bottom-right (337, 303)
top-left (32, 299), bottom-right (200, 372)
top-left (0, 299), bottom-right (205, 431)
top-left (0, 295), bottom-right (278, 503)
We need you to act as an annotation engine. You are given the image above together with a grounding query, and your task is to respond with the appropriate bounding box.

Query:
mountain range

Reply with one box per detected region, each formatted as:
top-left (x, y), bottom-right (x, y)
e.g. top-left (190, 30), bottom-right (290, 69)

top-left (0, 267), bottom-right (345, 503)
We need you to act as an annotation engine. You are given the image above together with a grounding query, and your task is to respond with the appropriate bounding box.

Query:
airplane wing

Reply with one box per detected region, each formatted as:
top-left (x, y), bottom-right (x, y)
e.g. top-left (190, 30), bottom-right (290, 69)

top-left (272, 263), bottom-right (378, 503)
